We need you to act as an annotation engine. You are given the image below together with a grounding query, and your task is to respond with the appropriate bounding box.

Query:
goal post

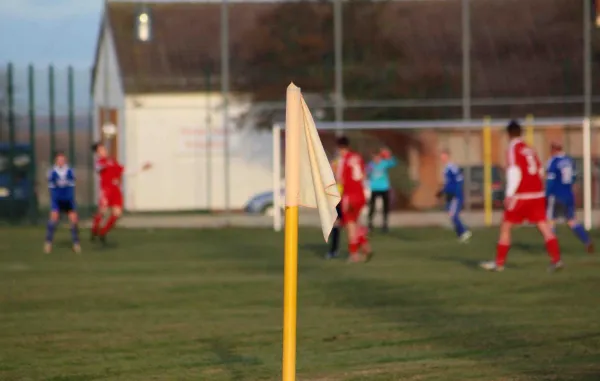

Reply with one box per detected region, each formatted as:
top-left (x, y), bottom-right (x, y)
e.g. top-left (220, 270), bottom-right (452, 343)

top-left (272, 116), bottom-right (594, 232)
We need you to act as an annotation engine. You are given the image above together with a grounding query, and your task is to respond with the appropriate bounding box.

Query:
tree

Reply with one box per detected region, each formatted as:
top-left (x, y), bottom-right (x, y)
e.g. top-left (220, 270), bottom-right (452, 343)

top-left (238, 0), bottom-right (451, 122)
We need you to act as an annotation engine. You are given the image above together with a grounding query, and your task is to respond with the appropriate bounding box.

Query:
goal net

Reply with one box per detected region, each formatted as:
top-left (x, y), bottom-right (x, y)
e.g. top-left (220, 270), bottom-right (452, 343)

top-left (271, 117), bottom-right (599, 232)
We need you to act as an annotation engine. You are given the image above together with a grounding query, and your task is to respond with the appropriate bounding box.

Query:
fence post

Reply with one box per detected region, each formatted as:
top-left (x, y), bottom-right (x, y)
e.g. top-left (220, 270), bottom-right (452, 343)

top-left (68, 66), bottom-right (76, 168)
top-left (482, 116), bottom-right (492, 227)
top-left (28, 64), bottom-right (38, 223)
top-left (88, 69), bottom-right (94, 216)
top-left (7, 63), bottom-right (16, 221)
top-left (48, 65), bottom-right (56, 163)
top-left (205, 65), bottom-right (212, 210)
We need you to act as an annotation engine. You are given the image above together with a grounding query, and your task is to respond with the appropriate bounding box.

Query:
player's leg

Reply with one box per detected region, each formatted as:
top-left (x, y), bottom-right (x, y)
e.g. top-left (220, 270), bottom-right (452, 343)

top-left (367, 191), bottom-right (377, 230)
top-left (355, 199), bottom-right (372, 260)
top-left (341, 196), bottom-right (361, 262)
top-left (536, 221), bottom-right (563, 271)
top-left (481, 203), bottom-right (517, 271)
top-left (565, 202), bottom-right (593, 253)
top-left (345, 219), bottom-right (360, 262)
top-left (91, 191), bottom-right (108, 240)
top-left (381, 190), bottom-right (390, 232)
top-left (493, 220), bottom-right (512, 270)
top-left (99, 205), bottom-right (122, 240)
top-left (358, 224), bottom-right (373, 261)
top-left (449, 198), bottom-right (471, 242)
top-left (98, 189), bottom-right (123, 242)
top-left (44, 204), bottom-right (60, 254)
top-left (546, 196), bottom-right (557, 233)
top-left (531, 197), bottom-right (563, 270)
top-left (67, 204), bottom-right (81, 253)
top-left (479, 221), bottom-right (511, 271)
top-left (326, 203), bottom-right (343, 259)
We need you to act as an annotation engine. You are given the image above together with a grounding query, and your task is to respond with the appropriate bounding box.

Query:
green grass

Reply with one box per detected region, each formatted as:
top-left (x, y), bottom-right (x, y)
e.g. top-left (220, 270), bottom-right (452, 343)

top-left (1, 226), bottom-right (600, 381)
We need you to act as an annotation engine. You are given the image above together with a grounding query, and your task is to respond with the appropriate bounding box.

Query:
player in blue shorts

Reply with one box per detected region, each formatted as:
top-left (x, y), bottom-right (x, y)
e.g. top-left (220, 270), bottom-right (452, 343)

top-left (546, 142), bottom-right (593, 253)
top-left (437, 150), bottom-right (471, 243)
top-left (45, 151), bottom-right (80, 254)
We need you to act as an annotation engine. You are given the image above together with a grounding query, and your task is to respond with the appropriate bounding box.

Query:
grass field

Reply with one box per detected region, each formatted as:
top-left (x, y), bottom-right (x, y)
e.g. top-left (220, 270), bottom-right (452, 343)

top-left (1, 226), bottom-right (600, 381)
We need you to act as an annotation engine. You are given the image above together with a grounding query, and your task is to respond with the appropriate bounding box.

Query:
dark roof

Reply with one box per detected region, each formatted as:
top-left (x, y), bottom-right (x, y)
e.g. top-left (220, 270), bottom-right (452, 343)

top-left (106, 1), bottom-right (274, 94)
top-left (103, 0), bottom-right (588, 99)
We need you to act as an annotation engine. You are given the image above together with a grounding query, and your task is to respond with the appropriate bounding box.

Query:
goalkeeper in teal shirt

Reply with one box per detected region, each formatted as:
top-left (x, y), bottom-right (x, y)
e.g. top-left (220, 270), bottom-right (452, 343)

top-left (367, 148), bottom-right (397, 232)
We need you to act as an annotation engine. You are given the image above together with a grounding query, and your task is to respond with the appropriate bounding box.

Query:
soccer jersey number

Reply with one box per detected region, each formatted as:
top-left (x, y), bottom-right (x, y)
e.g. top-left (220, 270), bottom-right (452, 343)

top-left (560, 166), bottom-right (573, 184)
top-left (525, 154), bottom-right (538, 175)
top-left (350, 158), bottom-right (363, 181)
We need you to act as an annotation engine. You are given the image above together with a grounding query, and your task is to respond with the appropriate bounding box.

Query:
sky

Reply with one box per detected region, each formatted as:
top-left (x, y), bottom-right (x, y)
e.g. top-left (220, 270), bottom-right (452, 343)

top-left (0, 0), bottom-right (103, 69)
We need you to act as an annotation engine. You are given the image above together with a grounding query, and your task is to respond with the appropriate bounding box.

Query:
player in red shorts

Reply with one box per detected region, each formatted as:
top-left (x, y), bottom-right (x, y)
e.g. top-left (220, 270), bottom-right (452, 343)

top-left (91, 142), bottom-right (152, 244)
top-left (336, 136), bottom-right (372, 263)
top-left (480, 121), bottom-right (563, 272)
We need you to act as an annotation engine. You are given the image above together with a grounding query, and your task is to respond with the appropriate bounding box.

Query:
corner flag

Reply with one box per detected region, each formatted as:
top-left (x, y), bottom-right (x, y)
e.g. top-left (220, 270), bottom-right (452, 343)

top-left (282, 83), bottom-right (341, 381)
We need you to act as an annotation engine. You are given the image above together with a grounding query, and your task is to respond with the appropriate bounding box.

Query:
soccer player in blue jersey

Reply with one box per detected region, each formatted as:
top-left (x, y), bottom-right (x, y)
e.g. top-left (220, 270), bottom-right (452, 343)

top-left (546, 142), bottom-right (594, 253)
top-left (45, 151), bottom-right (80, 254)
top-left (436, 150), bottom-right (472, 243)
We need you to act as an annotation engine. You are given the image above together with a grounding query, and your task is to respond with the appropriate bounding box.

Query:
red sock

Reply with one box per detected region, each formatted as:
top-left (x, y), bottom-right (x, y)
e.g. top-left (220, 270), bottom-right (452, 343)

top-left (349, 241), bottom-right (359, 255)
top-left (496, 243), bottom-right (510, 266)
top-left (92, 213), bottom-right (103, 234)
top-left (357, 226), bottom-right (368, 246)
top-left (99, 214), bottom-right (119, 236)
top-left (545, 237), bottom-right (561, 264)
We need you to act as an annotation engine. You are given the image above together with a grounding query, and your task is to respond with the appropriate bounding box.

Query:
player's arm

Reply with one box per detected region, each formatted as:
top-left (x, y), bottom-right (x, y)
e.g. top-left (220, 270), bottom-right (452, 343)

top-left (382, 156), bottom-right (398, 169)
top-left (545, 160), bottom-right (556, 197)
top-left (47, 170), bottom-right (58, 200)
top-left (436, 170), bottom-right (448, 199)
top-left (123, 162), bottom-right (152, 177)
top-left (505, 152), bottom-right (522, 199)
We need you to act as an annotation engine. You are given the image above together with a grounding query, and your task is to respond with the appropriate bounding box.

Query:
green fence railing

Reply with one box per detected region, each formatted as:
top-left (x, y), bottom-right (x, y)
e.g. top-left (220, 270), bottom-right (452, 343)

top-left (1, 63), bottom-right (95, 224)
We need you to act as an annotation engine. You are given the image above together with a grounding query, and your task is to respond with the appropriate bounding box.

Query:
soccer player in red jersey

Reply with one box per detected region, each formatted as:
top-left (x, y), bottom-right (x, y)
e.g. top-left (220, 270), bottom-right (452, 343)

top-left (336, 136), bottom-right (372, 262)
top-left (91, 142), bottom-right (152, 244)
top-left (480, 121), bottom-right (563, 272)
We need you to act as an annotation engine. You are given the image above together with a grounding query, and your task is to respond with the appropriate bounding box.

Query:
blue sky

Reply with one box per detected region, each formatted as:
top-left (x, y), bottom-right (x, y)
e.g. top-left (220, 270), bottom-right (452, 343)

top-left (0, 0), bottom-right (103, 68)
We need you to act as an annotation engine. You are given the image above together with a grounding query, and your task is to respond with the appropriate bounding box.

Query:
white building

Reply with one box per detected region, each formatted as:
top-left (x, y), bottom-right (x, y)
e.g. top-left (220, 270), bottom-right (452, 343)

top-left (91, 1), bottom-right (275, 211)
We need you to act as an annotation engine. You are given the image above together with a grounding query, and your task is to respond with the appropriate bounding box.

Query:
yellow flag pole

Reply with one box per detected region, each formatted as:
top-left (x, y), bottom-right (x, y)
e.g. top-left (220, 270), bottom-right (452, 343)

top-left (282, 83), bottom-right (301, 381)
top-left (482, 116), bottom-right (492, 227)
top-left (525, 114), bottom-right (534, 146)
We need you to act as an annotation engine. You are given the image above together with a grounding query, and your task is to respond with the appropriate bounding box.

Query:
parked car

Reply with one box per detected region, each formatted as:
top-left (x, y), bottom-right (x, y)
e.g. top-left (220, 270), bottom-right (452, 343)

top-left (461, 165), bottom-right (505, 208)
top-left (244, 188), bottom-right (285, 216)
top-left (0, 143), bottom-right (38, 219)
top-left (244, 183), bottom-right (371, 216)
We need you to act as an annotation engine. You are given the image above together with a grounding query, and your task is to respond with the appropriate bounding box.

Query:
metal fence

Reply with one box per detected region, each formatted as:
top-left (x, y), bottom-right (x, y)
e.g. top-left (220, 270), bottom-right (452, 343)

top-left (0, 63), bottom-right (94, 223)
top-left (117, 0), bottom-right (596, 128)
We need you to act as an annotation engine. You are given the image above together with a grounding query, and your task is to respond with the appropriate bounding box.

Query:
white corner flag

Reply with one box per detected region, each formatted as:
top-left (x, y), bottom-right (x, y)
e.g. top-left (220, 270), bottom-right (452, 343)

top-left (282, 83), bottom-right (341, 381)
top-left (285, 82), bottom-right (341, 241)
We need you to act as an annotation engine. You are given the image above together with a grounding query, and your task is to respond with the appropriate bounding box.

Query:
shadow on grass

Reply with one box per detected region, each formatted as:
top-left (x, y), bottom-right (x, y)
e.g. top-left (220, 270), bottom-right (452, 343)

top-left (206, 337), bottom-right (262, 381)
top-left (512, 241), bottom-right (542, 255)
top-left (430, 255), bottom-right (491, 270)
top-left (300, 243), bottom-right (329, 259)
top-left (383, 229), bottom-right (427, 241)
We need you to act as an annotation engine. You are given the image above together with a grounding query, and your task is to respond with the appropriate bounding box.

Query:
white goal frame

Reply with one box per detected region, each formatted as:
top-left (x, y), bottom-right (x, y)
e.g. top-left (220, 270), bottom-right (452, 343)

top-left (272, 117), bottom-right (594, 232)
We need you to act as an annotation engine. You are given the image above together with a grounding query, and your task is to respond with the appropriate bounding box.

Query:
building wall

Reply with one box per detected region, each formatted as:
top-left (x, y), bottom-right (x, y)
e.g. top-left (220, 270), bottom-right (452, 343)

top-left (124, 93), bottom-right (273, 211)
top-left (410, 126), bottom-right (599, 208)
